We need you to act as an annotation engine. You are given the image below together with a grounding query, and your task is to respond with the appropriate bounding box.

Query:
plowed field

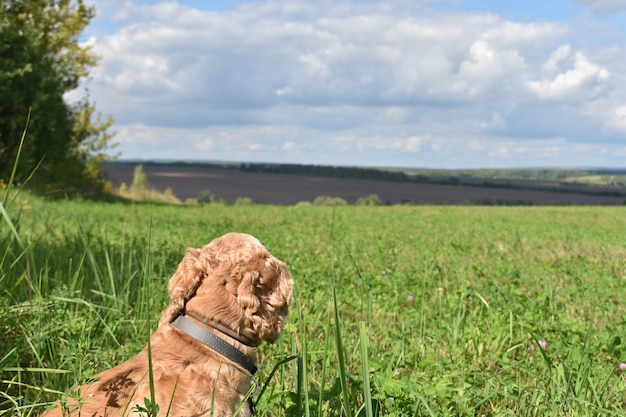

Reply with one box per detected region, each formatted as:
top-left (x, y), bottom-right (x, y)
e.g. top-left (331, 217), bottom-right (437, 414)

top-left (103, 163), bottom-right (626, 205)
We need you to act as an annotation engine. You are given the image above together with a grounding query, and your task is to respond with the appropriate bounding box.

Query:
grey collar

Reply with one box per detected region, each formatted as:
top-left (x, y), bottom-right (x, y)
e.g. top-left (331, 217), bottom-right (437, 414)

top-left (186, 311), bottom-right (258, 347)
top-left (171, 314), bottom-right (258, 375)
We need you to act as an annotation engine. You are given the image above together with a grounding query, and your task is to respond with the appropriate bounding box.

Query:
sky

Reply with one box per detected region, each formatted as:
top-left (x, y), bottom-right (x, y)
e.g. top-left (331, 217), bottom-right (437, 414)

top-left (73, 0), bottom-right (626, 169)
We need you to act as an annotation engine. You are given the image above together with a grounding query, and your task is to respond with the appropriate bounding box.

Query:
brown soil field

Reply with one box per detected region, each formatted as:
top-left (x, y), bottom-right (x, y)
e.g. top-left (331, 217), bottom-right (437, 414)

top-left (103, 163), bottom-right (626, 205)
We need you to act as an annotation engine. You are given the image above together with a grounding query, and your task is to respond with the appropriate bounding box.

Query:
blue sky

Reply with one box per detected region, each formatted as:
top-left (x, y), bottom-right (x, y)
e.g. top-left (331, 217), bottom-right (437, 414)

top-left (76, 0), bottom-right (626, 168)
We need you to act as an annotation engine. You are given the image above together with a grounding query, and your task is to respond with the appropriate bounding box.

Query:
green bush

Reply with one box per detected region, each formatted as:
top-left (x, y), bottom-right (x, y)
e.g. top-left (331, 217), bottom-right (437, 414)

top-left (355, 194), bottom-right (382, 206)
top-left (234, 196), bottom-right (254, 205)
top-left (197, 190), bottom-right (216, 204)
top-left (312, 196), bottom-right (348, 206)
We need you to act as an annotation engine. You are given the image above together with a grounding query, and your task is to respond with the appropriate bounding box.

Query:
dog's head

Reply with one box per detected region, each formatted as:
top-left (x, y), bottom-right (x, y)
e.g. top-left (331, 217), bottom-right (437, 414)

top-left (159, 233), bottom-right (293, 344)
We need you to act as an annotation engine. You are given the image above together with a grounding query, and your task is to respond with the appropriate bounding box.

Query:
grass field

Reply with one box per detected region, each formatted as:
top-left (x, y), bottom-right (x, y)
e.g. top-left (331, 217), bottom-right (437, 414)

top-left (2, 191), bottom-right (626, 416)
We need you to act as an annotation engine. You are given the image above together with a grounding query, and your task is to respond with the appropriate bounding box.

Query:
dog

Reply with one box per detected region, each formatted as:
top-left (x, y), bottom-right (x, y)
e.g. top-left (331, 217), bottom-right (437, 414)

top-left (41, 232), bottom-right (293, 417)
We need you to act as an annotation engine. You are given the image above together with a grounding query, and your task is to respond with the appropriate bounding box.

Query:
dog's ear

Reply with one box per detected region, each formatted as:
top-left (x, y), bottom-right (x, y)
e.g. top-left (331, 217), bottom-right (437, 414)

top-left (158, 248), bottom-right (212, 327)
top-left (238, 253), bottom-right (293, 343)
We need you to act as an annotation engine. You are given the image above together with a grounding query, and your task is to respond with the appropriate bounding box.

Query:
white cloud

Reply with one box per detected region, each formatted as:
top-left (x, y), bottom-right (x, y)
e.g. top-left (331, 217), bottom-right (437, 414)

top-left (195, 138), bottom-right (215, 152)
top-left (332, 136), bottom-right (356, 151)
top-left (81, 0), bottom-right (626, 167)
top-left (114, 124), bottom-right (169, 146)
top-left (481, 113), bottom-right (508, 131)
top-left (405, 136), bottom-right (429, 152)
top-left (454, 40), bottom-right (526, 97)
top-left (487, 138), bottom-right (567, 159)
top-left (576, 0), bottom-right (626, 15)
top-left (90, 4), bottom-right (551, 124)
top-left (527, 47), bottom-right (610, 100)
top-left (543, 44), bottom-right (572, 72)
top-left (490, 145), bottom-right (510, 158)
top-left (342, 135), bottom-right (431, 154)
top-left (607, 105), bottom-right (626, 131)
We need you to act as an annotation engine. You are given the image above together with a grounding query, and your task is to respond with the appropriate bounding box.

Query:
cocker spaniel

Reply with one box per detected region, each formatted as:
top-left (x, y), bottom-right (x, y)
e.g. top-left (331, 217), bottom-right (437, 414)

top-left (41, 232), bottom-right (293, 417)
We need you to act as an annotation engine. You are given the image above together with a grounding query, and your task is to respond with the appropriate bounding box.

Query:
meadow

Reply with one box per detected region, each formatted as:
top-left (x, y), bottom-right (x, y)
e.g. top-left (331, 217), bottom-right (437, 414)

top-left (2, 191), bottom-right (626, 416)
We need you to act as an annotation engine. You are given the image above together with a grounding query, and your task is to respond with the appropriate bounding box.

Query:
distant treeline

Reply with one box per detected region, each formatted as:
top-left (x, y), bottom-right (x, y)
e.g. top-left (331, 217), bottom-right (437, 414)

top-left (240, 163), bottom-right (626, 184)
top-left (396, 168), bottom-right (592, 182)
top-left (240, 163), bottom-right (412, 182)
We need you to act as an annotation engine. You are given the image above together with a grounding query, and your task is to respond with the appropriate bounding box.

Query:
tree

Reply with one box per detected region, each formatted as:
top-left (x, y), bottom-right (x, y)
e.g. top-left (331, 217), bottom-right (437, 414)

top-left (0, 0), bottom-right (116, 193)
top-left (130, 165), bottom-right (149, 194)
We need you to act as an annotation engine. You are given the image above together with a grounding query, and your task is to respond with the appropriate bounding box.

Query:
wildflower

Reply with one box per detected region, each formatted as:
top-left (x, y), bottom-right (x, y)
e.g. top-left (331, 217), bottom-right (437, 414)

top-left (619, 363), bottom-right (626, 370)
top-left (538, 340), bottom-right (548, 350)
top-left (437, 287), bottom-right (444, 292)
top-left (407, 295), bottom-right (414, 302)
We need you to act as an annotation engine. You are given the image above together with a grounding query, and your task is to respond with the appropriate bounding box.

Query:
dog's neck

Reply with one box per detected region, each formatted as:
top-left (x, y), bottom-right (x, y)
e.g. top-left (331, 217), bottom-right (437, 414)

top-left (172, 313), bottom-right (258, 375)
top-left (185, 311), bottom-right (258, 347)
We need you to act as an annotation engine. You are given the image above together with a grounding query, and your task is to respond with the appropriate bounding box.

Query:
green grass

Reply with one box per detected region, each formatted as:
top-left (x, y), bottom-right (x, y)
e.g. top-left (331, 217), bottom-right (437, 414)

top-left (2, 192), bottom-right (626, 416)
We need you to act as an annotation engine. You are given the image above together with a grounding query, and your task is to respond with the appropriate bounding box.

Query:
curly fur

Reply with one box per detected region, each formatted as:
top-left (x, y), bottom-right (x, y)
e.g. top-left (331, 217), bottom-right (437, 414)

top-left (41, 233), bottom-right (293, 417)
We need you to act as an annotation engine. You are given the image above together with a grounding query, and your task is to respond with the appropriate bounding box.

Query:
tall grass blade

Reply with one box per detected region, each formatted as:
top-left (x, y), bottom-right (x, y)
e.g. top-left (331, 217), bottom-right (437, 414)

top-left (0, 202), bottom-right (26, 250)
top-left (254, 355), bottom-right (299, 406)
top-left (296, 355), bottom-right (303, 417)
top-left (145, 335), bottom-right (158, 416)
top-left (63, 201), bottom-right (105, 294)
top-left (332, 266), bottom-right (352, 417)
top-left (164, 378), bottom-right (179, 417)
top-left (103, 246), bottom-right (117, 301)
top-left (329, 209), bottom-right (353, 417)
top-left (233, 379), bottom-right (255, 417)
top-left (0, 201), bottom-right (33, 300)
top-left (317, 313), bottom-right (332, 417)
top-left (359, 322), bottom-right (373, 417)
top-left (419, 396), bottom-right (436, 417)
top-left (297, 302), bottom-right (310, 417)
top-left (145, 219), bottom-right (158, 416)
top-left (3, 108), bottom-right (30, 207)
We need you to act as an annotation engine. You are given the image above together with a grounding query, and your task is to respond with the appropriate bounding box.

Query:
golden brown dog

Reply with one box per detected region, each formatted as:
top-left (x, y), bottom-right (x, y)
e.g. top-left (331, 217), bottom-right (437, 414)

top-left (41, 232), bottom-right (293, 417)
